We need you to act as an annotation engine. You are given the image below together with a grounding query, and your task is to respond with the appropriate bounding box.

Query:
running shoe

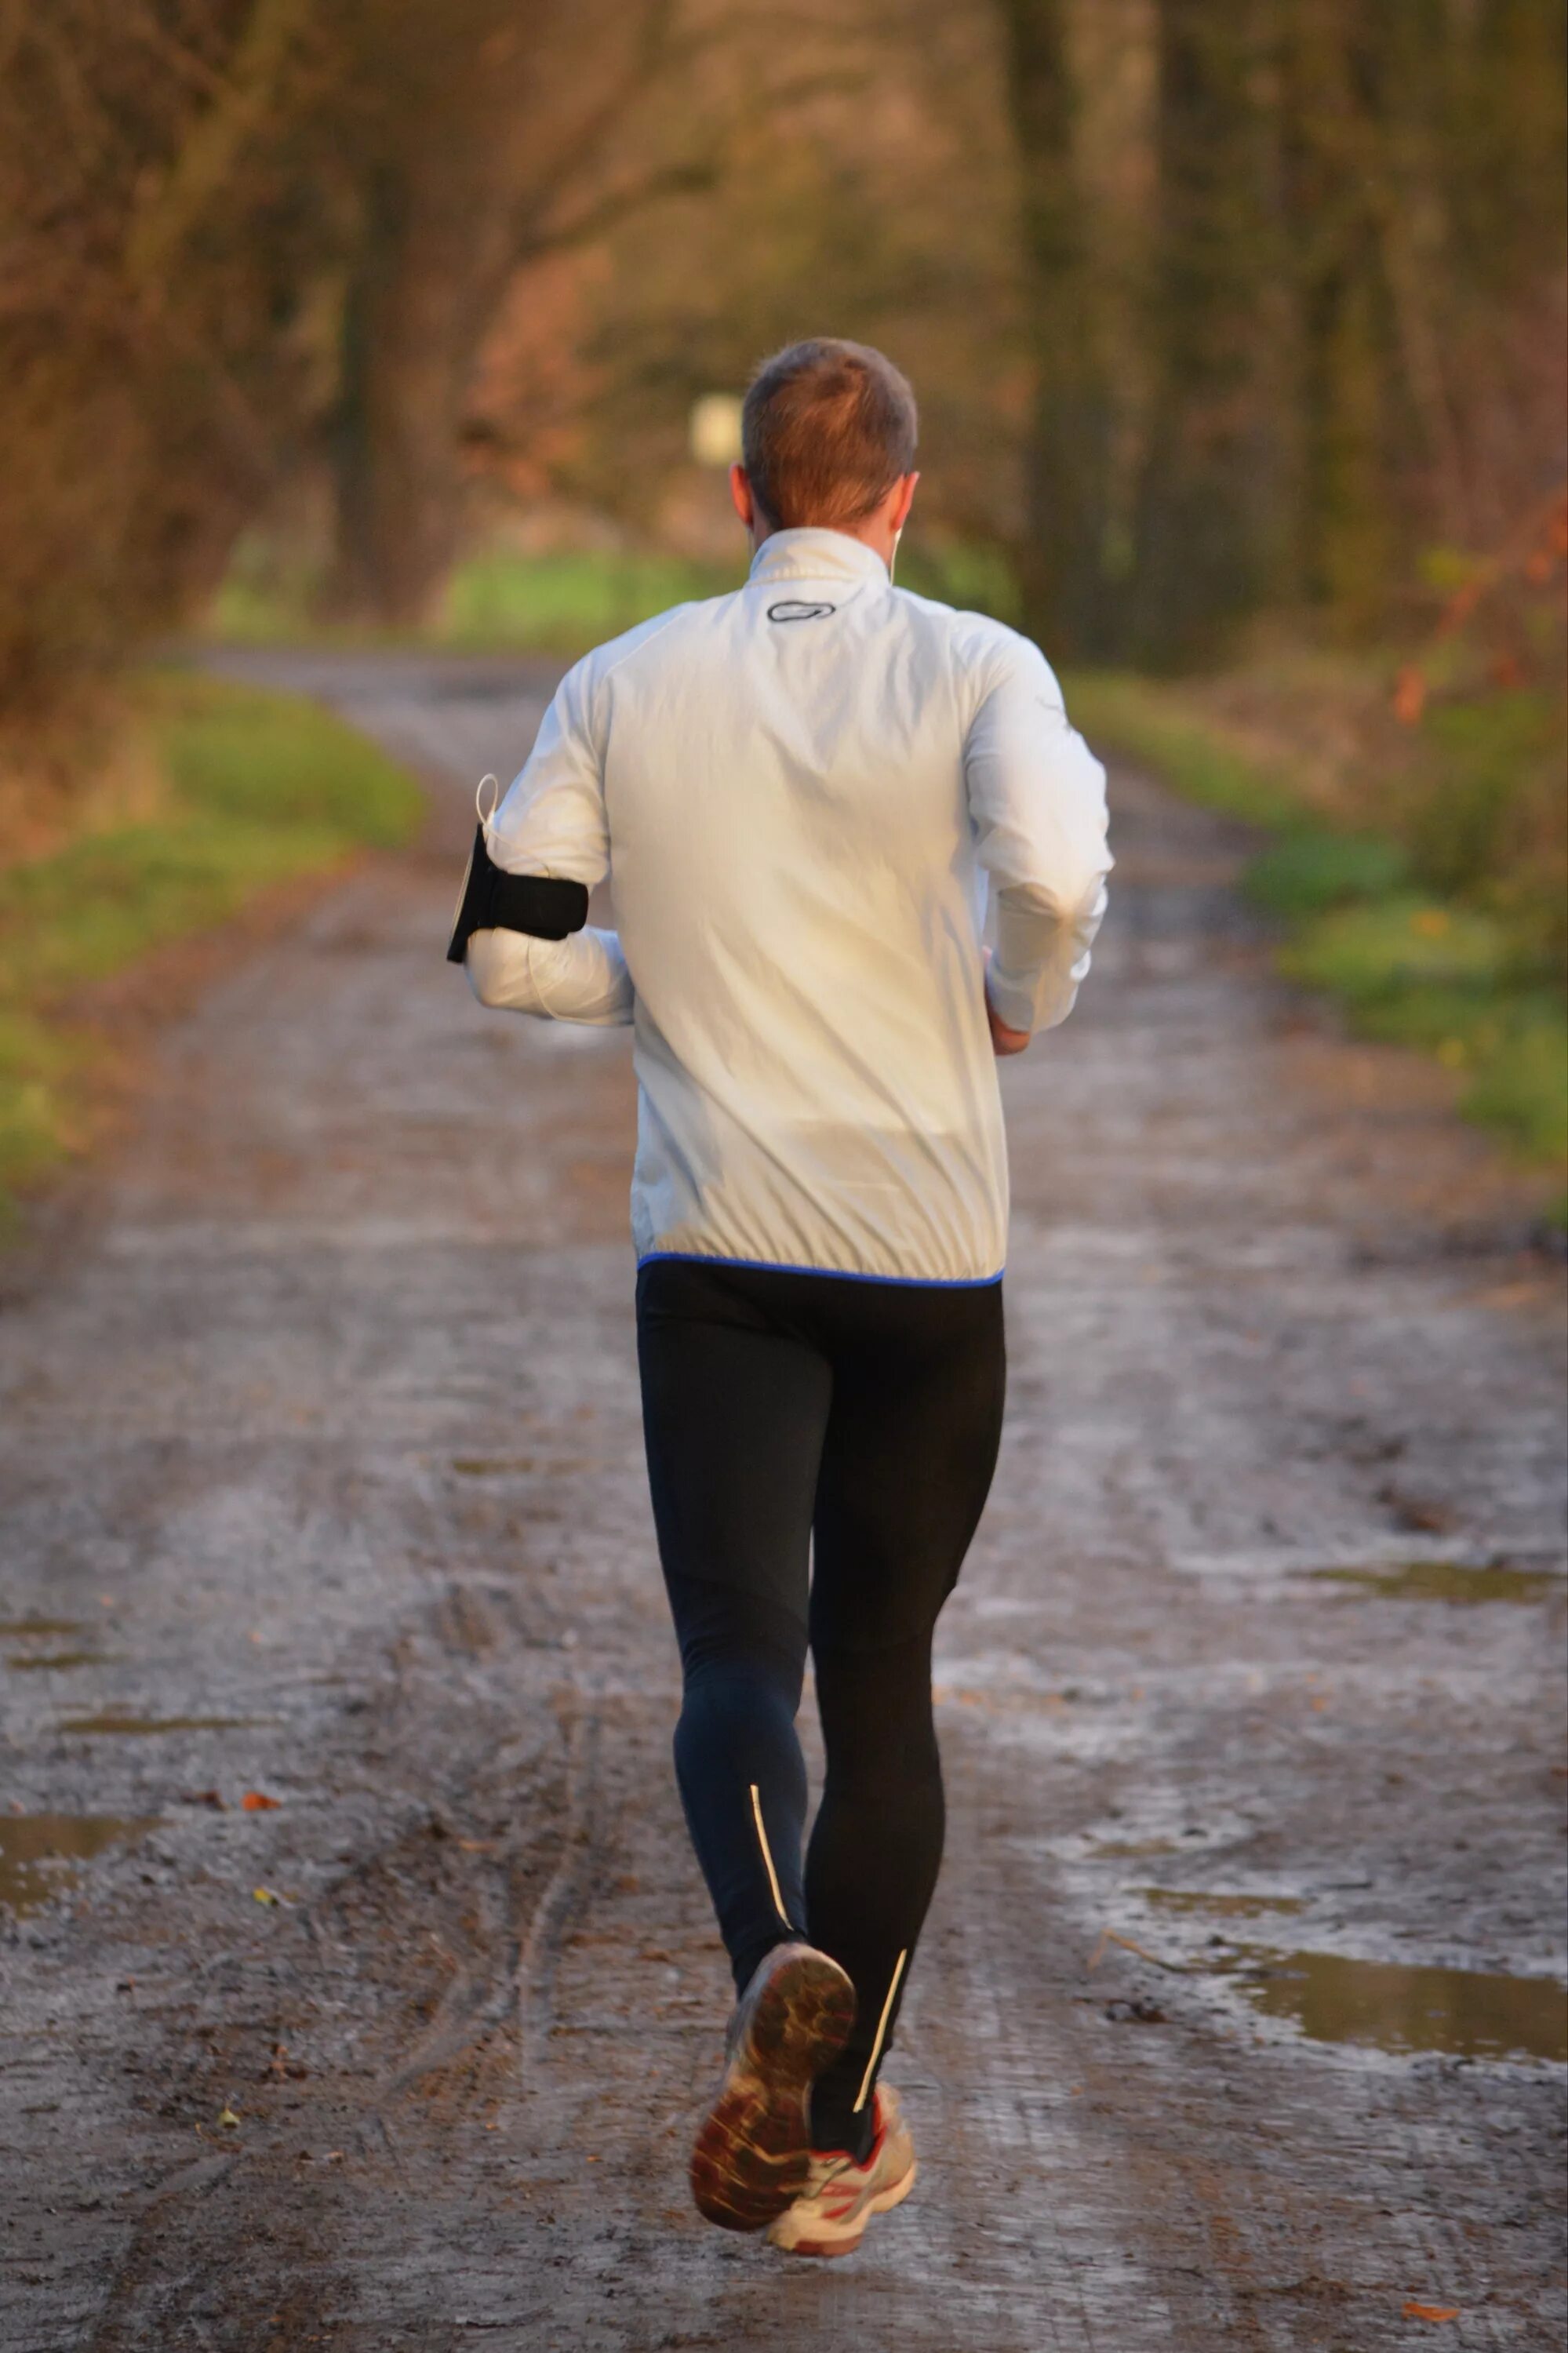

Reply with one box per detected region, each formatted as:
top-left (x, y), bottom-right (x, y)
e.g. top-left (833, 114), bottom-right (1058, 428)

top-left (689, 1940), bottom-right (856, 2231)
top-left (766, 2086), bottom-right (917, 2257)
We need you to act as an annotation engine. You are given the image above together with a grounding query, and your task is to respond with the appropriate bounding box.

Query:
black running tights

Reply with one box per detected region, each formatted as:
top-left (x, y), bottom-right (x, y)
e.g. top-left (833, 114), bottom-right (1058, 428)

top-left (636, 1255), bottom-right (1006, 2151)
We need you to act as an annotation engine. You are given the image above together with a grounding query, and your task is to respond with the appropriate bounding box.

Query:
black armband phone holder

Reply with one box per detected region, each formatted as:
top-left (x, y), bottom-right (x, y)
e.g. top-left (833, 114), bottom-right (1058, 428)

top-left (446, 778), bottom-right (590, 963)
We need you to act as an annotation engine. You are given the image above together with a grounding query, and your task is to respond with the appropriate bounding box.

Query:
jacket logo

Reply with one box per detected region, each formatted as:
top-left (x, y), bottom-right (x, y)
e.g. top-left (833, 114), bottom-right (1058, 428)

top-left (767, 600), bottom-right (836, 623)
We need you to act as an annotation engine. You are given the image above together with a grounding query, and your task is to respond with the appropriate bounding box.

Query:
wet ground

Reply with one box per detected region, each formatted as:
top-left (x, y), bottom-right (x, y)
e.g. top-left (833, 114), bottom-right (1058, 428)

top-left (2, 649), bottom-right (1564, 2352)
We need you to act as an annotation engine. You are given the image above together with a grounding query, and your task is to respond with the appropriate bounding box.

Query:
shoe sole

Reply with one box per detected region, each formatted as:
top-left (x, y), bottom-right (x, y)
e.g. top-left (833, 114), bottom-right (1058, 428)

top-left (689, 1945), bottom-right (856, 2232)
top-left (772, 2155), bottom-right (919, 2258)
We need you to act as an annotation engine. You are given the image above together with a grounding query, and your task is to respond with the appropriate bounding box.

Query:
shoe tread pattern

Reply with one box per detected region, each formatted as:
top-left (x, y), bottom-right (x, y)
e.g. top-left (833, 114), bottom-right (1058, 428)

top-left (689, 1944), bottom-right (855, 2232)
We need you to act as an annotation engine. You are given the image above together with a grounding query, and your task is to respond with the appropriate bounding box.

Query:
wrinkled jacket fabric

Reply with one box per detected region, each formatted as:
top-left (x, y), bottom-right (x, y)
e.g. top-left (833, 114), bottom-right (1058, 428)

top-left (467, 526), bottom-right (1111, 1284)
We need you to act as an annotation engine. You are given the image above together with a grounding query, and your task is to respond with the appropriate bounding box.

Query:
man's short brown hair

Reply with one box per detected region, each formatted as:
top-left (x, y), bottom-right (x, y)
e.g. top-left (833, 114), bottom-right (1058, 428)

top-left (741, 338), bottom-right (918, 530)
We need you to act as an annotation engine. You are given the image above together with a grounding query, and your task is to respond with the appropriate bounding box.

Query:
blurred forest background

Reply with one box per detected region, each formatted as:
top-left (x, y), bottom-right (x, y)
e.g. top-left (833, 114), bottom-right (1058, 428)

top-left (0, 0), bottom-right (1564, 1202)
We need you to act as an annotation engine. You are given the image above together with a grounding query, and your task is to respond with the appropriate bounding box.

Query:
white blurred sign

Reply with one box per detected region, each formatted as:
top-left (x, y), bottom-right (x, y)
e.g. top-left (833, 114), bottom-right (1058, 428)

top-left (689, 393), bottom-right (743, 468)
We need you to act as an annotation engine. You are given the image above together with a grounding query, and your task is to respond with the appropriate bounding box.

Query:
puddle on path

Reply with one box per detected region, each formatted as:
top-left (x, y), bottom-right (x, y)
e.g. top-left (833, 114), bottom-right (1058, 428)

top-left (1307, 1560), bottom-right (1563, 1606)
top-left (1140, 1888), bottom-right (1306, 1919)
top-left (60, 1714), bottom-right (265, 1737)
top-left (6, 1652), bottom-right (105, 1671)
top-left (0, 1814), bottom-right (161, 1917)
top-left (0, 1620), bottom-right (86, 1638)
top-left (1236, 1947), bottom-right (1568, 2064)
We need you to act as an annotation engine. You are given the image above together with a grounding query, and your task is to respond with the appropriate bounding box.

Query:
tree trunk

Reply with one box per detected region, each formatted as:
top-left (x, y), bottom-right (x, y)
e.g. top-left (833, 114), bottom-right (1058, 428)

top-left (1130, 0), bottom-right (1294, 667)
top-left (326, 161), bottom-right (486, 626)
top-left (997, 0), bottom-right (1121, 662)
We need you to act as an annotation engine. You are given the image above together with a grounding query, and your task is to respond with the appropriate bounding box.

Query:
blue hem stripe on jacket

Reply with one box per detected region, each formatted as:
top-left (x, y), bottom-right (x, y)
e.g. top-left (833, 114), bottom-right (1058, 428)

top-left (635, 1249), bottom-right (1004, 1289)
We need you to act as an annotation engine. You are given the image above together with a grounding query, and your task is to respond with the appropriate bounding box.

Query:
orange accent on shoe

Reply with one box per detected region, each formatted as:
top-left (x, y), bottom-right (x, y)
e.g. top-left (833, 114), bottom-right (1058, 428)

top-left (767, 2086), bottom-right (918, 2257)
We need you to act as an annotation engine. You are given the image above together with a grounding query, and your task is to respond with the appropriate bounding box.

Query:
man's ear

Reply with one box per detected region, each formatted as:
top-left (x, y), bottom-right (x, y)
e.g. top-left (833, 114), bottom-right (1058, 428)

top-left (729, 464), bottom-right (756, 532)
top-left (890, 471), bottom-right (919, 534)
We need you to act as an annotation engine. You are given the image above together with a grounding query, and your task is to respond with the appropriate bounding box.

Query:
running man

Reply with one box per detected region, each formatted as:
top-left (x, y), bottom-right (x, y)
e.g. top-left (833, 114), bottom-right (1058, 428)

top-left (452, 338), bottom-right (1111, 2257)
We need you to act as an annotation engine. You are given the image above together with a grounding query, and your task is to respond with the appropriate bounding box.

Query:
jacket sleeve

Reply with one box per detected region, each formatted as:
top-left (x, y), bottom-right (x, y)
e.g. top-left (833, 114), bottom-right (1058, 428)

top-left (464, 653), bottom-right (635, 1027)
top-left (963, 631), bottom-right (1111, 1037)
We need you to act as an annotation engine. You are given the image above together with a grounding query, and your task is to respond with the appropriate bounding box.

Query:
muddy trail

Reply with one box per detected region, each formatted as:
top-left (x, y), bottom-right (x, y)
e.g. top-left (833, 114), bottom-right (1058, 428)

top-left (2, 649), bottom-right (1564, 2353)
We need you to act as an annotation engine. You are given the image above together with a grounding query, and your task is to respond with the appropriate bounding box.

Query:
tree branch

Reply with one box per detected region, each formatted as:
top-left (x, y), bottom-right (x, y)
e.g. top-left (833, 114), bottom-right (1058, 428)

top-left (517, 156), bottom-right (722, 263)
top-left (123, 0), bottom-right (318, 296)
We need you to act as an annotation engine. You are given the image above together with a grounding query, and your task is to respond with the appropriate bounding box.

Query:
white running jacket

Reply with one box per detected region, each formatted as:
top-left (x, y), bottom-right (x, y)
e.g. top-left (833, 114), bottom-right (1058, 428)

top-left (467, 526), bottom-right (1111, 1285)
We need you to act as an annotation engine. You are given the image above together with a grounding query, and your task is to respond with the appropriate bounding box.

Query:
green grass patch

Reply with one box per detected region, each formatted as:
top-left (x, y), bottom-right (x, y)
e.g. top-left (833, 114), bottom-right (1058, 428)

top-left (1278, 895), bottom-right (1511, 1006)
top-left (1279, 896), bottom-right (1566, 1164)
top-left (0, 672), bottom-right (423, 1224)
top-left (1243, 830), bottom-right (1410, 918)
top-left (1066, 667), bottom-right (1566, 1183)
top-left (435, 547), bottom-right (737, 653)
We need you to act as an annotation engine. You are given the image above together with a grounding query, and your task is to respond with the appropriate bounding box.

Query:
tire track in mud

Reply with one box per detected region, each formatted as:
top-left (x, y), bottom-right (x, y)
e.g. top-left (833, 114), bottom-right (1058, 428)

top-left (78, 1610), bottom-right (617, 2350)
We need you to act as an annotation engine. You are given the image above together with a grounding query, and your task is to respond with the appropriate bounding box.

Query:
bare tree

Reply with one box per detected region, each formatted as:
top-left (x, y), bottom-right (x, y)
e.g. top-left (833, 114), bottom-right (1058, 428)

top-left (317, 0), bottom-right (748, 622)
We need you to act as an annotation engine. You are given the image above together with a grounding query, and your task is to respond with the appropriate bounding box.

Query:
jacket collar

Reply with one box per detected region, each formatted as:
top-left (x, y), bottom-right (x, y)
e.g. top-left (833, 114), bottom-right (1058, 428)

top-left (747, 528), bottom-right (890, 587)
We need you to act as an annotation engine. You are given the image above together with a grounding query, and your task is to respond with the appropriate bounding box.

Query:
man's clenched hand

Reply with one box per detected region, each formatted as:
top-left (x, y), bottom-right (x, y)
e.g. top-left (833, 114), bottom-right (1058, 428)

top-left (983, 948), bottom-right (1029, 1056)
top-left (986, 995), bottom-right (1029, 1056)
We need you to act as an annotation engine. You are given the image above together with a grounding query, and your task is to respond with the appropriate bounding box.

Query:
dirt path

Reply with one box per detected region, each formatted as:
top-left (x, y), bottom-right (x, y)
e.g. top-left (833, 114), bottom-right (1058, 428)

top-left (2, 651), bottom-right (1564, 2353)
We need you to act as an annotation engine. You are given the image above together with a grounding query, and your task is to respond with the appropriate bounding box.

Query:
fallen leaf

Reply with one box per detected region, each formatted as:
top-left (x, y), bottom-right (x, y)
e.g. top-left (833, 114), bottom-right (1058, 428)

top-left (1378, 1482), bottom-right (1454, 1534)
top-left (253, 1886), bottom-right (281, 1906)
top-left (1402, 2303), bottom-right (1461, 2324)
top-left (241, 1791), bottom-right (281, 1813)
top-left (1087, 1929), bottom-right (1186, 1975)
top-left (217, 2105), bottom-right (241, 2129)
top-left (1392, 665), bottom-right (1427, 725)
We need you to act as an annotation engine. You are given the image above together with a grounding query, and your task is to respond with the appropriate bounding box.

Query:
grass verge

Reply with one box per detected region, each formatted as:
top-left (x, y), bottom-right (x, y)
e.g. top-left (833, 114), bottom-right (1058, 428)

top-left (1064, 668), bottom-right (1567, 1191)
top-left (0, 671), bottom-right (423, 1226)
